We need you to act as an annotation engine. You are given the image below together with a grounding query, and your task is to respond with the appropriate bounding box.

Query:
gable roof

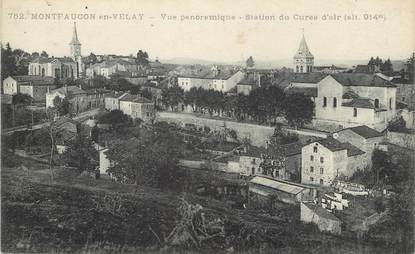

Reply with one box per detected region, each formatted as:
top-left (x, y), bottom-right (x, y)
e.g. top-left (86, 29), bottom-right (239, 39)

top-left (10, 75), bottom-right (55, 86)
top-left (250, 176), bottom-right (306, 195)
top-left (237, 76), bottom-right (258, 86)
top-left (31, 57), bottom-right (75, 64)
top-left (119, 94), bottom-right (152, 103)
top-left (179, 69), bottom-right (239, 80)
top-left (344, 125), bottom-right (383, 139)
top-left (313, 137), bottom-right (365, 157)
top-left (285, 85), bottom-right (317, 97)
top-left (51, 86), bottom-right (86, 97)
top-left (330, 73), bottom-right (396, 88)
top-left (341, 98), bottom-right (375, 109)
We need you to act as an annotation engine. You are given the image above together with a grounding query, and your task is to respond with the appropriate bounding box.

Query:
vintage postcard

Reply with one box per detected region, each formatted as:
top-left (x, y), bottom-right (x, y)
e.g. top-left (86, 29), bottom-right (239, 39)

top-left (1, 0), bottom-right (414, 253)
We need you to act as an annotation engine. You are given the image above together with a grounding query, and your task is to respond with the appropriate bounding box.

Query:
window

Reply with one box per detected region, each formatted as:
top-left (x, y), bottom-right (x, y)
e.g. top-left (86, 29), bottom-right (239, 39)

top-left (333, 97), bottom-right (337, 108)
top-left (389, 98), bottom-right (392, 109)
top-left (310, 177), bottom-right (314, 182)
top-left (320, 157), bottom-right (324, 163)
top-left (353, 108), bottom-right (357, 117)
top-left (402, 97), bottom-right (405, 102)
top-left (300, 66), bottom-right (303, 72)
top-left (310, 166), bottom-right (314, 173)
top-left (320, 168), bottom-right (324, 174)
top-left (310, 155), bottom-right (314, 161)
top-left (296, 66), bottom-right (299, 72)
top-left (313, 146), bottom-right (318, 153)
top-left (374, 99), bottom-right (379, 108)
top-left (323, 97), bottom-right (327, 107)
top-left (320, 179), bottom-right (324, 185)
top-left (252, 159), bottom-right (256, 164)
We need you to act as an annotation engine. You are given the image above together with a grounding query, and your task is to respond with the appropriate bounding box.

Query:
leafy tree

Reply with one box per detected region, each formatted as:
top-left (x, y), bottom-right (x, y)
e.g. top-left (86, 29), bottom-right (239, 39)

top-left (106, 122), bottom-right (184, 189)
top-left (1, 42), bottom-right (17, 78)
top-left (88, 52), bottom-right (97, 65)
top-left (52, 96), bottom-right (71, 116)
top-left (98, 110), bottom-right (131, 129)
top-left (246, 56), bottom-right (255, 68)
top-left (62, 131), bottom-right (98, 172)
top-left (40, 51), bottom-right (49, 58)
top-left (387, 116), bottom-right (406, 132)
top-left (136, 50), bottom-right (149, 66)
top-left (283, 93), bottom-right (314, 128)
top-left (11, 93), bottom-right (33, 127)
top-left (162, 85), bottom-right (184, 111)
top-left (381, 58), bottom-right (393, 75)
top-left (31, 52), bottom-right (39, 57)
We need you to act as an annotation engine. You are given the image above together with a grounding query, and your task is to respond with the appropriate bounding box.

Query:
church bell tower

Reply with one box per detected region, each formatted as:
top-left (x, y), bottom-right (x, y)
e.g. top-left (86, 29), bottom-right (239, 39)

top-left (69, 22), bottom-right (83, 78)
top-left (293, 31), bottom-right (314, 73)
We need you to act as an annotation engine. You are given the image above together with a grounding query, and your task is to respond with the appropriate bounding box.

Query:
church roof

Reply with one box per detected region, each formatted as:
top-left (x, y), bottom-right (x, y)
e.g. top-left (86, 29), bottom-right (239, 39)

top-left (31, 57), bottom-right (75, 64)
top-left (331, 73), bottom-right (396, 88)
top-left (69, 22), bottom-right (81, 45)
top-left (294, 34), bottom-right (314, 59)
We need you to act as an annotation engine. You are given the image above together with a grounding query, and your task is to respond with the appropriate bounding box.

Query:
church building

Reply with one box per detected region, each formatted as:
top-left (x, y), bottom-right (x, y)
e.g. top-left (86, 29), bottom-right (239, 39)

top-left (28, 22), bottom-right (84, 79)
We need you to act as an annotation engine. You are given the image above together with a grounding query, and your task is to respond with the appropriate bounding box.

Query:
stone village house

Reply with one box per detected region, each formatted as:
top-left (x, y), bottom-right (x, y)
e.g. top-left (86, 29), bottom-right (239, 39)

top-left (301, 137), bottom-right (366, 187)
top-left (46, 86), bottom-right (108, 114)
top-left (2, 75), bottom-right (56, 101)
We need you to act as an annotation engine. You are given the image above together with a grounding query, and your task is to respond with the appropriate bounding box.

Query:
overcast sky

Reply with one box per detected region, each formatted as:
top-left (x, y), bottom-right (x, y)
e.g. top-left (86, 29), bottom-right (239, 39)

top-left (2, 0), bottom-right (414, 63)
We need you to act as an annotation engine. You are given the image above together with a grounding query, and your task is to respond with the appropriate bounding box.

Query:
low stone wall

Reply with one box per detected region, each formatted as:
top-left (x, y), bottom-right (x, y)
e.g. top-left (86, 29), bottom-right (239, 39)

top-left (159, 112), bottom-right (327, 147)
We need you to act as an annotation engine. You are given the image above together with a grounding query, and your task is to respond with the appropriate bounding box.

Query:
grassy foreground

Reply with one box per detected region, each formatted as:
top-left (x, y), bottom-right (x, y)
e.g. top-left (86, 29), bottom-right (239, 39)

top-left (1, 157), bottom-right (399, 253)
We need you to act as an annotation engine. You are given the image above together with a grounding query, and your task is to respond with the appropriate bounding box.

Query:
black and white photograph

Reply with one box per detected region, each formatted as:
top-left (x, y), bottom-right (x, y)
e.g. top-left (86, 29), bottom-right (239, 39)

top-left (1, 0), bottom-right (414, 253)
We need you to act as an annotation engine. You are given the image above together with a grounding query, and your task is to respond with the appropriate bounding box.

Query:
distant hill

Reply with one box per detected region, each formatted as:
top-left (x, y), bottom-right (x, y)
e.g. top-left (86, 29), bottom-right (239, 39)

top-left (161, 57), bottom-right (408, 70)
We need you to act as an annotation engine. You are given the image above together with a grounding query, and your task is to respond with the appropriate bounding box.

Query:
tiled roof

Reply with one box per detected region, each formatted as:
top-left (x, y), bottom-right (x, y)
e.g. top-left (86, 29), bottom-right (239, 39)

top-left (274, 73), bottom-right (327, 88)
top-left (342, 90), bottom-right (360, 99)
top-left (31, 57), bottom-right (75, 64)
top-left (105, 92), bottom-right (129, 99)
top-left (302, 202), bottom-right (341, 222)
top-left (342, 98), bottom-right (375, 109)
top-left (10, 75), bottom-right (55, 86)
top-left (119, 94), bottom-right (152, 103)
top-left (331, 73), bottom-right (396, 88)
top-left (341, 142), bottom-right (366, 157)
top-left (346, 125), bottom-right (383, 139)
top-left (314, 137), bottom-right (365, 157)
top-left (51, 86), bottom-right (86, 97)
top-left (237, 76), bottom-right (257, 86)
top-left (180, 70), bottom-right (238, 80)
top-left (241, 142), bottom-right (303, 158)
top-left (285, 86), bottom-right (317, 97)
top-left (250, 176), bottom-right (306, 195)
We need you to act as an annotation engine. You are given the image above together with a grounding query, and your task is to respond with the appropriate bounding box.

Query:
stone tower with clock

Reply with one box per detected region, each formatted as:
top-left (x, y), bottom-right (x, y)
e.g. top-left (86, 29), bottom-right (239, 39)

top-left (293, 33), bottom-right (314, 73)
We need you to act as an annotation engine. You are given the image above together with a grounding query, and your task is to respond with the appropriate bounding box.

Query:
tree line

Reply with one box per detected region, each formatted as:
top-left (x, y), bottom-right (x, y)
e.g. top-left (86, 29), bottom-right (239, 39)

top-left (162, 85), bottom-right (315, 128)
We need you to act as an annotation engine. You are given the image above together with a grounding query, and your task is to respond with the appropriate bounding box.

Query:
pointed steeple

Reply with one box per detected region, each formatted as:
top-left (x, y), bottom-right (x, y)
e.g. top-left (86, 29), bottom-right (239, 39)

top-left (294, 32), bottom-right (313, 59)
top-left (70, 22), bottom-right (81, 45)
